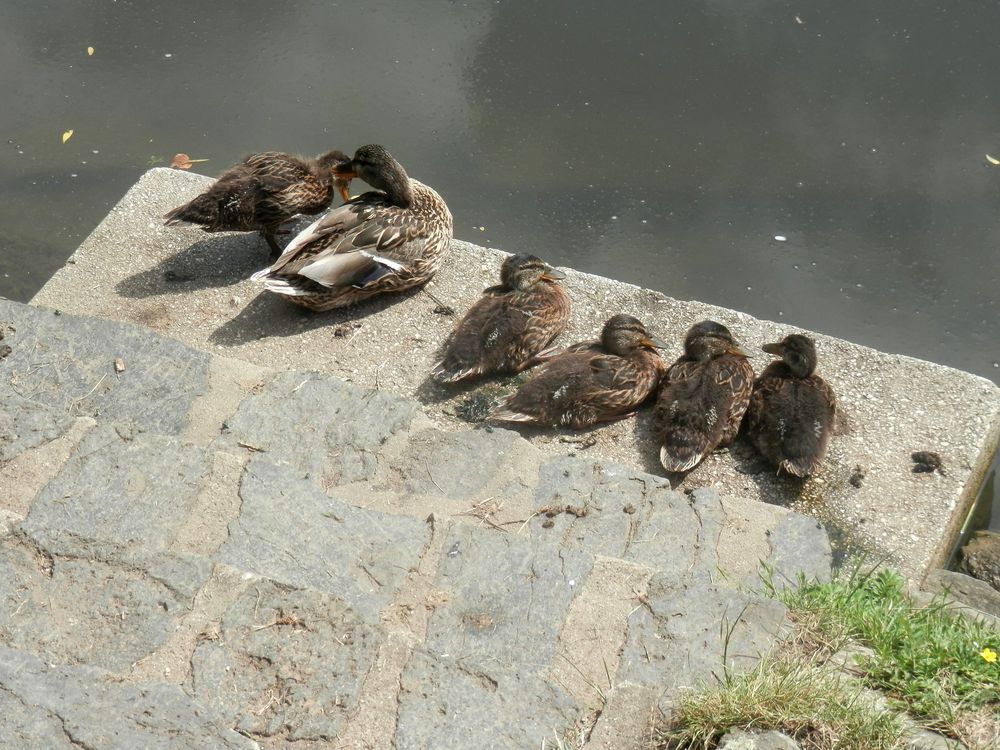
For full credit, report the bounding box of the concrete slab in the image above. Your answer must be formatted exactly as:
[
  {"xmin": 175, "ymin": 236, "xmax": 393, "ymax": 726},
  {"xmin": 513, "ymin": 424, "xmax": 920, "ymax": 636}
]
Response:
[{"xmin": 30, "ymin": 168, "xmax": 1000, "ymax": 579}]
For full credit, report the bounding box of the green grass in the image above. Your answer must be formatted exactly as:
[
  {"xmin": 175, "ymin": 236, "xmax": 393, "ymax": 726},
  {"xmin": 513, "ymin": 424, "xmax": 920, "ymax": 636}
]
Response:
[
  {"xmin": 657, "ymin": 650, "xmax": 905, "ymax": 750},
  {"xmin": 657, "ymin": 563, "xmax": 999, "ymax": 749},
  {"xmin": 769, "ymin": 563, "xmax": 1000, "ymax": 748}
]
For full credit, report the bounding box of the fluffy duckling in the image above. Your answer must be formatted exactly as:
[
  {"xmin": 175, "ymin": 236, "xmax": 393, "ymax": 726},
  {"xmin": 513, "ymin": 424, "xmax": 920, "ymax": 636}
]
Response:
[
  {"xmin": 744, "ymin": 333, "xmax": 836, "ymax": 477},
  {"xmin": 491, "ymin": 314, "xmax": 667, "ymax": 429},
  {"xmin": 432, "ymin": 254, "xmax": 571, "ymax": 383},
  {"xmin": 251, "ymin": 144, "xmax": 453, "ymax": 310},
  {"xmin": 163, "ymin": 149, "xmax": 350, "ymax": 256},
  {"xmin": 654, "ymin": 320, "xmax": 754, "ymax": 472}
]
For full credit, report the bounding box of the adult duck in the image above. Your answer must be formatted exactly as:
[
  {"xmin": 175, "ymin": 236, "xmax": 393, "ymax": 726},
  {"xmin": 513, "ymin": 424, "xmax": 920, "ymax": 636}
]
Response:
[
  {"xmin": 251, "ymin": 144, "xmax": 453, "ymax": 310},
  {"xmin": 744, "ymin": 333, "xmax": 836, "ymax": 477},
  {"xmin": 432, "ymin": 254, "xmax": 571, "ymax": 383},
  {"xmin": 491, "ymin": 314, "xmax": 667, "ymax": 429},
  {"xmin": 654, "ymin": 320, "xmax": 754, "ymax": 473},
  {"xmin": 163, "ymin": 149, "xmax": 351, "ymax": 256}
]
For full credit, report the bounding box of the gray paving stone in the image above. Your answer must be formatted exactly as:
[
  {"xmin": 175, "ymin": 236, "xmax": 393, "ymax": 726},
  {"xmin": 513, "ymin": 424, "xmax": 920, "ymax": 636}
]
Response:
[
  {"xmin": 218, "ymin": 369, "xmax": 421, "ymax": 486},
  {"xmin": 395, "ymin": 649, "xmax": 580, "ymax": 750},
  {"xmin": 0, "ymin": 391, "xmax": 74, "ymax": 465},
  {"xmin": 529, "ymin": 456, "xmax": 723, "ymax": 582},
  {"xmin": 719, "ymin": 728, "xmax": 801, "ymax": 749},
  {"xmin": 0, "ymin": 531, "xmax": 209, "ymax": 674},
  {"xmin": 425, "ymin": 523, "xmax": 592, "ymax": 673},
  {"xmin": 21, "ymin": 425, "xmax": 209, "ymax": 556},
  {"xmin": 188, "ymin": 578, "xmax": 378, "ymax": 742},
  {"xmin": 218, "ymin": 456, "xmax": 429, "ymax": 622},
  {"xmin": 619, "ymin": 572, "xmax": 788, "ymax": 713},
  {"xmin": 391, "ymin": 426, "xmax": 524, "ymax": 498},
  {"xmin": 0, "ymin": 298, "xmax": 209, "ymax": 436},
  {"xmin": 758, "ymin": 512, "xmax": 833, "ymax": 587},
  {"xmin": 0, "ymin": 645, "xmax": 256, "ymax": 750}
]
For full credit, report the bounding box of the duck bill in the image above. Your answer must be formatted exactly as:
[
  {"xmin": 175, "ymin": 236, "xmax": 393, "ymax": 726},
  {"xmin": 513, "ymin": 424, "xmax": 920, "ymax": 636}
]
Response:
[
  {"xmin": 541, "ymin": 268, "xmax": 566, "ymax": 282},
  {"xmin": 641, "ymin": 336, "xmax": 669, "ymax": 350},
  {"xmin": 727, "ymin": 343, "xmax": 752, "ymax": 357},
  {"xmin": 334, "ymin": 179, "xmax": 353, "ymax": 203},
  {"xmin": 761, "ymin": 342, "xmax": 783, "ymax": 357}
]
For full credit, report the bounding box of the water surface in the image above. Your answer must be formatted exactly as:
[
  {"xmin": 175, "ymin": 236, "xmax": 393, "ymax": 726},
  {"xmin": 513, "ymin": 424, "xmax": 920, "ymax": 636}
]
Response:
[{"xmin": 1, "ymin": 0, "xmax": 997, "ymax": 523}]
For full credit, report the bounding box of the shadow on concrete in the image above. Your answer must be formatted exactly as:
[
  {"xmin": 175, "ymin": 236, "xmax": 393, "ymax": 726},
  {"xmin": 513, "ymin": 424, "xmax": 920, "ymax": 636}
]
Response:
[
  {"xmin": 207, "ymin": 286, "xmax": 423, "ymax": 347},
  {"xmin": 115, "ymin": 233, "xmax": 273, "ymax": 298}
]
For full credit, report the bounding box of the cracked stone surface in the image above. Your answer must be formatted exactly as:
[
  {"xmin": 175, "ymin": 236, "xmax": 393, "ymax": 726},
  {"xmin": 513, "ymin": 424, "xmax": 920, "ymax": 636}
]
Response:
[
  {"xmin": 0, "ymin": 295, "xmax": 914, "ymax": 748},
  {"xmin": 188, "ymin": 579, "xmax": 379, "ymax": 742},
  {"xmin": 0, "ymin": 645, "xmax": 255, "ymax": 750},
  {"xmin": 425, "ymin": 523, "xmax": 593, "ymax": 673},
  {"xmin": 395, "ymin": 649, "xmax": 581, "ymax": 750},
  {"xmin": 217, "ymin": 457, "xmax": 430, "ymax": 623}
]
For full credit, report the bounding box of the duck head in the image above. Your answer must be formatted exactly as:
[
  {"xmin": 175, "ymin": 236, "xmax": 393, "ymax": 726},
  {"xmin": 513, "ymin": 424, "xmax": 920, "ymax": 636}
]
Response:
[
  {"xmin": 500, "ymin": 254, "xmax": 565, "ymax": 291},
  {"xmin": 682, "ymin": 320, "xmax": 749, "ymax": 361},
  {"xmin": 762, "ymin": 333, "xmax": 817, "ymax": 377},
  {"xmin": 601, "ymin": 314, "xmax": 668, "ymax": 356},
  {"xmin": 317, "ymin": 150, "xmax": 352, "ymax": 202},
  {"xmin": 334, "ymin": 144, "xmax": 413, "ymax": 207}
]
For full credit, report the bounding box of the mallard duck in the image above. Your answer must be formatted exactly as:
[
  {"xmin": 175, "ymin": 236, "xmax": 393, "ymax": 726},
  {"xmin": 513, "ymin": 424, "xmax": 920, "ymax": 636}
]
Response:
[
  {"xmin": 251, "ymin": 144, "xmax": 454, "ymax": 311},
  {"xmin": 491, "ymin": 314, "xmax": 668, "ymax": 429},
  {"xmin": 744, "ymin": 333, "xmax": 836, "ymax": 477},
  {"xmin": 163, "ymin": 149, "xmax": 351, "ymax": 256},
  {"xmin": 432, "ymin": 254, "xmax": 571, "ymax": 383},
  {"xmin": 654, "ymin": 320, "xmax": 754, "ymax": 472}
]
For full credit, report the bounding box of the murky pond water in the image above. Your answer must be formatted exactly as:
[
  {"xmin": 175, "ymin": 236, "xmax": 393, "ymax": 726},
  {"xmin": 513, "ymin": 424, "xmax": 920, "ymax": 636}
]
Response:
[{"xmin": 1, "ymin": 0, "xmax": 997, "ymax": 526}]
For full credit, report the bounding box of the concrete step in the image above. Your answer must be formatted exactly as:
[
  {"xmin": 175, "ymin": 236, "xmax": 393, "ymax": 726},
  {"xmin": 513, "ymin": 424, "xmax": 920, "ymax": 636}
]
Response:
[{"xmin": 28, "ymin": 168, "xmax": 1000, "ymax": 580}]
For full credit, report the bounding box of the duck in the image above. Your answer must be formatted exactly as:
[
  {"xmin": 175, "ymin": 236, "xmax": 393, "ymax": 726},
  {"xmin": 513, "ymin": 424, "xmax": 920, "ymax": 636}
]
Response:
[
  {"xmin": 251, "ymin": 144, "xmax": 454, "ymax": 311},
  {"xmin": 491, "ymin": 314, "xmax": 668, "ymax": 429},
  {"xmin": 432, "ymin": 254, "xmax": 571, "ymax": 383},
  {"xmin": 163, "ymin": 149, "xmax": 351, "ymax": 257},
  {"xmin": 744, "ymin": 333, "xmax": 836, "ymax": 477},
  {"xmin": 654, "ymin": 320, "xmax": 754, "ymax": 473}
]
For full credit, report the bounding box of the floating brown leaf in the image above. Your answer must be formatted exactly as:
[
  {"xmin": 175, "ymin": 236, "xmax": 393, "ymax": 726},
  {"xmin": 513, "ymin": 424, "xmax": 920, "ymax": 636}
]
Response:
[{"xmin": 170, "ymin": 153, "xmax": 209, "ymax": 170}]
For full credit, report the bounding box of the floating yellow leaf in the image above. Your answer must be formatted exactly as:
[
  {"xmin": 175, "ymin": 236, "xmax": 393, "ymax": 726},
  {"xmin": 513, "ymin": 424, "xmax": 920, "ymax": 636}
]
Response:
[
  {"xmin": 986, "ymin": 154, "xmax": 1000, "ymax": 166},
  {"xmin": 62, "ymin": 129, "xmax": 74, "ymax": 144},
  {"xmin": 87, "ymin": 46, "xmax": 94, "ymax": 56},
  {"xmin": 170, "ymin": 153, "xmax": 210, "ymax": 170}
]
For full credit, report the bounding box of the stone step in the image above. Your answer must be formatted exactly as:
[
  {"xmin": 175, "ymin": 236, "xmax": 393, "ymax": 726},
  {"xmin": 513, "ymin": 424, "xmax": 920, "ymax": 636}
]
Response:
[
  {"xmin": 28, "ymin": 168, "xmax": 1000, "ymax": 580},
  {"xmin": 1, "ymin": 298, "xmax": 828, "ymax": 748}
]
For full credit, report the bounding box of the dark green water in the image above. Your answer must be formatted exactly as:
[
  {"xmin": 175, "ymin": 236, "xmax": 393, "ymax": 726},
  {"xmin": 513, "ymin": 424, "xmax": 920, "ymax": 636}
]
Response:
[{"xmin": 1, "ymin": 1, "xmax": 997, "ymax": 525}]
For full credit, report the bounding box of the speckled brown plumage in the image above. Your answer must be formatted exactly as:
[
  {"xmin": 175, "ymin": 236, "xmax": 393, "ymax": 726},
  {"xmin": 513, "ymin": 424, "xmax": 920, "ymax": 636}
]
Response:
[
  {"xmin": 432, "ymin": 254, "xmax": 571, "ymax": 383},
  {"xmin": 163, "ymin": 150, "xmax": 349, "ymax": 256},
  {"xmin": 252, "ymin": 145, "xmax": 453, "ymax": 310},
  {"xmin": 491, "ymin": 314, "xmax": 668, "ymax": 429},
  {"xmin": 654, "ymin": 320, "xmax": 754, "ymax": 473},
  {"xmin": 745, "ymin": 333, "xmax": 836, "ymax": 477}
]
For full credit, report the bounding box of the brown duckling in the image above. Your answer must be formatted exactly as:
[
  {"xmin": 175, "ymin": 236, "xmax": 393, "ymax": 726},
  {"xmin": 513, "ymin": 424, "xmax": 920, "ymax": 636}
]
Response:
[
  {"xmin": 163, "ymin": 149, "xmax": 351, "ymax": 257},
  {"xmin": 491, "ymin": 314, "xmax": 668, "ymax": 429},
  {"xmin": 432, "ymin": 254, "xmax": 571, "ymax": 383},
  {"xmin": 654, "ymin": 320, "xmax": 754, "ymax": 472},
  {"xmin": 744, "ymin": 333, "xmax": 836, "ymax": 477},
  {"xmin": 252, "ymin": 144, "xmax": 453, "ymax": 310}
]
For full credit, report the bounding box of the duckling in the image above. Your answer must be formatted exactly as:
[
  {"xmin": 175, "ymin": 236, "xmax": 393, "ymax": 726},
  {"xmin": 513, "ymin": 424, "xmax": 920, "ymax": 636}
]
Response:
[
  {"xmin": 432, "ymin": 254, "xmax": 571, "ymax": 383},
  {"xmin": 163, "ymin": 149, "xmax": 351, "ymax": 257},
  {"xmin": 744, "ymin": 333, "xmax": 836, "ymax": 477},
  {"xmin": 251, "ymin": 144, "xmax": 453, "ymax": 310},
  {"xmin": 491, "ymin": 314, "xmax": 667, "ymax": 429},
  {"xmin": 654, "ymin": 320, "xmax": 754, "ymax": 472}
]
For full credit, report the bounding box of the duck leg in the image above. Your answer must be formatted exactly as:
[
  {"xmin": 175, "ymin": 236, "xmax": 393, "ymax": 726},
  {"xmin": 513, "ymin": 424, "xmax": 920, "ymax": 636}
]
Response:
[{"xmin": 263, "ymin": 231, "xmax": 283, "ymax": 258}]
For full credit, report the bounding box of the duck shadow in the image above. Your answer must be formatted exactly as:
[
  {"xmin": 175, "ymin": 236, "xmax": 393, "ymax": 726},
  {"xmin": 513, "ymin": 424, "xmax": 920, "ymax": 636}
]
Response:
[
  {"xmin": 208, "ymin": 285, "xmax": 422, "ymax": 347},
  {"xmin": 116, "ymin": 233, "xmax": 274, "ymax": 298}
]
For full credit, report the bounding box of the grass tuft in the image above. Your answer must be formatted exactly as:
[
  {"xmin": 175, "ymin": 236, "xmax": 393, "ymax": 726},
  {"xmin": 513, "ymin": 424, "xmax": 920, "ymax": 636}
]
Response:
[{"xmin": 656, "ymin": 650, "xmax": 905, "ymax": 750}]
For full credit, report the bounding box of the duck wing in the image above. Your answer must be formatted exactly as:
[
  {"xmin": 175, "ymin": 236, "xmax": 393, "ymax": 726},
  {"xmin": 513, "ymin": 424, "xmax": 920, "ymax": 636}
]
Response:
[{"xmin": 259, "ymin": 192, "xmax": 428, "ymax": 289}]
